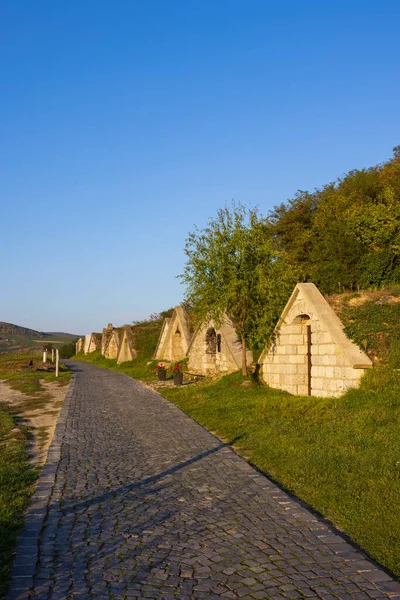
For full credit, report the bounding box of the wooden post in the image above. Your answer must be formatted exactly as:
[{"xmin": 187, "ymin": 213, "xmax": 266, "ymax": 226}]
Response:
[
  {"xmin": 51, "ymin": 348, "xmax": 54, "ymax": 362},
  {"xmin": 55, "ymin": 349, "xmax": 59, "ymax": 377},
  {"xmin": 307, "ymin": 325, "xmax": 312, "ymax": 396},
  {"xmin": 43, "ymin": 350, "xmax": 47, "ymax": 363}
]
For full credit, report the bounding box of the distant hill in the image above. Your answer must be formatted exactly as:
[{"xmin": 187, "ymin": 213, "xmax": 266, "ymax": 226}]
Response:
[
  {"xmin": 0, "ymin": 322, "xmax": 42, "ymax": 339},
  {"xmin": 0, "ymin": 322, "xmax": 81, "ymax": 354}
]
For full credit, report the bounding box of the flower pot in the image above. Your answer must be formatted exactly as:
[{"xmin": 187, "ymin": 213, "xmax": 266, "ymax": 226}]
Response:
[
  {"xmin": 173, "ymin": 372, "xmax": 183, "ymax": 385},
  {"xmin": 157, "ymin": 368, "xmax": 166, "ymax": 381}
]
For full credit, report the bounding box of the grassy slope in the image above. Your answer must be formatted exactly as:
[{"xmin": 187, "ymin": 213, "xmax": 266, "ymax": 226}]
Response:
[
  {"xmin": 75, "ymin": 298, "xmax": 400, "ymax": 577},
  {"xmin": 0, "ymin": 354, "xmax": 72, "ymax": 599},
  {"xmin": 0, "ymin": 329, "xmax": 79, "ymax": 355}
]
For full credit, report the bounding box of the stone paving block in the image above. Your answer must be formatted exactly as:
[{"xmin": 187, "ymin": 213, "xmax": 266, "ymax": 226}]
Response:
[{"xmin": 6, "ymin": 361, "xmax": 399, "ymax": 600}]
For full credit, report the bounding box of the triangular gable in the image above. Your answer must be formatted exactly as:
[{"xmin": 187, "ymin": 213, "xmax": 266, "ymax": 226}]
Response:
[
  {"xmin": 101, "ymin": 324, "xmax": 114, "ymax": 356},
  {"xmin": 174, "ymin": 306, "xmax": 192, "ymax": 350},
  {"xmin": 87, "ymin": 332, "xmax": 101, "ymax": 353},
  {"xmin": 258, "ymin": 283, "xmax": 372, "ymax": 368},
  {"xmin": 218, "ymin": 318, "xmax": 245, "ymax": 370},
  {"xmin": 117, "ymin": 325, "xmax": 137, "ymax": 364},
  {"xmin": 258, "ymin": 283, "xmax": 372, "ymax": 398},
  {"xmin": 153, "ymin": 318, "xmax": 171, "ymax": 360},
  {"xmin": 153, "ymin": 307, "xmax": 192, "ymax": 361},
  {"xmin": 104, "ymin": 328, "xmax": 123, "ymax": 360}
]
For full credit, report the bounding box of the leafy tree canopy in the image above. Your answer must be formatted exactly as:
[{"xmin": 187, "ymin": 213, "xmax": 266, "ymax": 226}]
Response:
[
  {"xmin": 180, "ymin": 202, "xmax": 297, "ymax": 374},
  {"xmin": 269, "ymin": 147, "xmax": 400, "ymax": 293}
]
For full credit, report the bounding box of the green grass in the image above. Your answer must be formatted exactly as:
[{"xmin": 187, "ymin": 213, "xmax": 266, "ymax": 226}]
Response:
[
  {"xmin": 0, "ymin": 354, "xmax": 72, "ymax": 397},
  {"xmin": 75, "ymin": 306, "xmax": 400, "ymax": 577},
  {"xmin": 0, "ymin": 354, "xmax": 72, "ymax": 599},
  {"xmin": 0, "ymin": 412, "xmax": 37, "ymax": 599}
]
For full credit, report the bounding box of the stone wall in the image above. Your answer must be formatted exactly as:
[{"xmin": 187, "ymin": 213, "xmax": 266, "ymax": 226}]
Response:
[{"xmin": 259, "ymin": 283, "xmax": 372, "ymax": 398}]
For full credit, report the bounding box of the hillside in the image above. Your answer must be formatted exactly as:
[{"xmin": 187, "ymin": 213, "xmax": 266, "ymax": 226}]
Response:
[
  {"xmin": 0, "ymin": 322, "xmax": 43, "ymax": 339},
  {"xmin": 326, "ymin": 287, "xmax": 400, "ymax": 362},
  {"xmin": 0, "ymin": 322, "xmax": 80, "ymax": 354}
]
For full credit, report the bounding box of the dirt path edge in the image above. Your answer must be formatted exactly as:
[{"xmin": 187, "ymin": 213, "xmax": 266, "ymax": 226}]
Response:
[{"xmin": 6, "ymin": 374, "xmax": 77, "ymax": 600}]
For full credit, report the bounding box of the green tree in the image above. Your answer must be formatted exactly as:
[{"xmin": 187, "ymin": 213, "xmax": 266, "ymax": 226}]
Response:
[
  {"xmin": 59, "ymin": 341, "xmax": 77, "ymax": 359},
  {"xmin": 180, "ymin": 202, "xmax": 297, "ymax": 375},
  {"xmin": 269, "ymin": 147, "xmax": 400, "ymax": 293}
]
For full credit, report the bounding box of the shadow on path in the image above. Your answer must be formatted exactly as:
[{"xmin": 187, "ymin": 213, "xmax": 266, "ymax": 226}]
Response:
[{"xmin": 57, "ymin": 437, "xmax": 241, "ymax": 516}]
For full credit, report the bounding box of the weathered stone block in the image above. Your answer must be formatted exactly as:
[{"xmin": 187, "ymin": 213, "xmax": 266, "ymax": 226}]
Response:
[
  {"xmin": 318, "ymin": 344, "xmax": 336, "ymax": 356},
  {"xmin": 325, "ymin": 366, "xmax": 334, "ymax": 378},
  {"xmin": 284, "ymin": 345, "xmax": 299, "ymax": 355},
  {"xmin": 334, "ymin": 366, "xmax": 361, "ymax": 379},
  {"xmin": 313, "ymin": 331, "xmax": 332, "ymax": 345},
  {"xmin": 297, "ymin": 344, "xmax": 308, "ymax": 355},
  {"xmin": 285, "ymin": 324, "xmax": 304, "ymax": 335},
  {"xmin": 297, "ymin": 384, "xmax": 309, "ymax": 395},
  {"xmin": 322, "ymin": 354, "xmax": 337, "ymax": 366},
  {"xmin": 291, "ymin": 373, "xmax": 307, "ymax": 385},
  {"xmin": 289, "ymin": 354, "xmax": 305, "ymax": 364},
  {"xmin": 280, "ymin": 364, "xmax": 298, "ymax": 375},
  {"xmin": 312, "ymin": 377, "xmax": 324, "ymax": 390},
  {"xmin": 312, "ymin": 355, "xmax": 324, "ymax": 365},
  {"xmin": 311, "ymin": 365, "xmax": 325, "ymax": 378}
]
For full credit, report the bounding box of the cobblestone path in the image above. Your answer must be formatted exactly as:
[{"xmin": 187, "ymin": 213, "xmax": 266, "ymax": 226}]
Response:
[{"xmin": 10, "ymin": 362, "xmax": 400, "ymax": 600}]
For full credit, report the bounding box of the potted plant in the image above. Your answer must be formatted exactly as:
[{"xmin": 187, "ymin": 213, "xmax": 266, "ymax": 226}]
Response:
[
  {"xmin": 173, "ymin": 364, "xmax": 183, "ymax": 385},
  {"xmin": 157, "ymin": 363, "xmax": 166, "ymax": 381}
]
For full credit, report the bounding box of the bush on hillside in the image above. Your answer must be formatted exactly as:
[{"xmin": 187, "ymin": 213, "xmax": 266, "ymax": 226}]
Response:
[
  {"xmin": 270, "ymin": 147, "xmax": 400, "ymax": 294},
  {"xmin": 59, "ymin": 341, "xmax": 78, "ymax": 359}
]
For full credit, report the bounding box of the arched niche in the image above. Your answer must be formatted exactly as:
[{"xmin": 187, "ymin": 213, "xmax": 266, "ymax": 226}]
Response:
[
  {"xmin": 205, "ymin": 327, "xmax": 217, "ymax": 354},
  {"xmin": 291, "ymin": 313, "xmax": 311, "ymax": 324}
]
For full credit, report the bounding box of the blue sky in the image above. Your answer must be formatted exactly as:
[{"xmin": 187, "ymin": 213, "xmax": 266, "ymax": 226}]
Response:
[{"xmin": 1, "ymin": 0, "xmax": 399, "ymax": 334}]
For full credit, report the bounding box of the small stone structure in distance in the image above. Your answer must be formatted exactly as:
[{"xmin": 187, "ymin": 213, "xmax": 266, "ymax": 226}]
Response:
[
  {"xmin": 117, "ymin": 325, "xmax": 137, "ymax": 364},
  {"xmin": 187, "ymin": 316, "xmax": 253, "ymax": 376},
  {"xmin": 258, "ymin": 283, "xmax": 372, "ymax": 398},
  {"xmin": 101, "ymin": 324, "xmax": 114, "ymax": 356},
  {"xmin": 153, "ymin": 306, "xmax": 192, "ymax": 362},
  {"xmin": 76, "ymin": 337, "xmax": 84, "ymax": 354},
  {"xmin": 86, "ymin": 333, "xmax": 101, "ymax": 354},
  {"xmin": 100, "ymin": 323, "xmax": 137, "ymax": 363},
  {"xmin": 103, "ymin": 325, "xmax": 123, "ymax": 360},
  {"xmin": 83, "ymin": 334, "xmax": 92, "ymax": 355}
]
